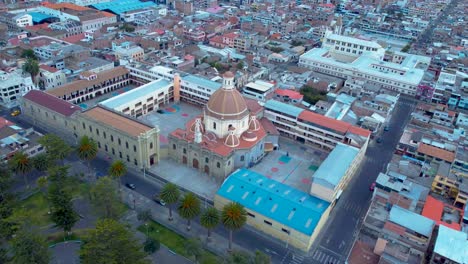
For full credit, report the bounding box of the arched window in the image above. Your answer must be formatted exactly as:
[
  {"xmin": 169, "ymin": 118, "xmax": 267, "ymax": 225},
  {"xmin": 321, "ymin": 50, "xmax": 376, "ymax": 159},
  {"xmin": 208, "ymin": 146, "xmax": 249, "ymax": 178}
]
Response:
[
  {"xmin": 240, "ymin": 155, "xmax": 245, "ymax": 161},
  {"xmin": 205, "ymin": 157, "xmax": 209, "ymax": 163},
  {"xmin": 173, "ymin": 144, "xmax": 176, "ymax": 150},
  {"xmin": 217, "ymin": 162, "xmax": 220, "ymax": 168},
  {"xmin": 150, "ymin": 142, "xmax": 153, "ymax": 149},
  {"xmin": 183, "ymin": 148, "xmax": 187, "ymax": 154},
  {"xmin": 213, "ymin": 122, "xmax": 217, "ymax": 129}
]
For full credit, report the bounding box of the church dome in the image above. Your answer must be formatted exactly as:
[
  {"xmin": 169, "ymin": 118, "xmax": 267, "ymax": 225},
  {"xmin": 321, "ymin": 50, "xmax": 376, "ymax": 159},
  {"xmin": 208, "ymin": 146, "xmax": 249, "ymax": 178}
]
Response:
[
  {"xmin": 224, "ymin": 131, "xmax": 240, "ymax": 148},
  {"xmin": 205, "ymin": 71, "xmax": 249, "ymax": 120}
]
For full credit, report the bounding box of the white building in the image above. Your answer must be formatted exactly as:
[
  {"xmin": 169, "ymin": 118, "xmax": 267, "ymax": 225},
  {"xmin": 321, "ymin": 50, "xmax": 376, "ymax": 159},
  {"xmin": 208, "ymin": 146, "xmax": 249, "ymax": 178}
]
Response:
[
  {"xmin": 100, "ymin": 79, "xmax": 173, "ymax": 117},
  {"xmin": 0, "ymin": 70, "xmax": 35, "ymax": 107},
  {"xmin": 13, "ymin": 13, "xmax": 33, "ymax": 27},
  {"xmin": 57, "ymin": 0, "xmax": 111, "ymax": 6},
  {"xmin": 299, "ymin": 48, "xmax": 428, "ymax": 96},
  {"xmin": 242, "ymin": 80, "xmax": 275, "ymax": 101},
  {"xmin": 38, "ymin": 65, "xmax": 67, "ymax": 90},
  {"xmin": 322, "ymin": 32, "xmax": 386, "ymax": 62}
]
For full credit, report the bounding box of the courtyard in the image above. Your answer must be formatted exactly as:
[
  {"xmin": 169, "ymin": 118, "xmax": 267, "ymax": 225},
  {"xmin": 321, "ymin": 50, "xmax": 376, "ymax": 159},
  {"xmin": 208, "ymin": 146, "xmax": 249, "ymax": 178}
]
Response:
[{"xmin": 77, "ymin": 84, "xmax": 138, "ymax": 110}]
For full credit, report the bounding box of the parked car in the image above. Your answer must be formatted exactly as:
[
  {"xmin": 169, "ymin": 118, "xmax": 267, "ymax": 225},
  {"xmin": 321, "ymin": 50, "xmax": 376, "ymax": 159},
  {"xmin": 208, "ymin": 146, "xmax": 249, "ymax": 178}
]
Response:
[
  {"xmin": 369, "ymin": 182, "xmax": 376, "ymax": 191},
  {"xmin": 10, "ymin": 110, "xmax": 20, "ymax": 117},
  {"xmin": 376, "ymin": 138, "xmax": 383, "ymax": 143},
  {"xmin": 125, "ymin": 183, "xmax": 136, "ymax": 190},
  {"xmin": 384, "ymin": 126, "xmax": 389, "ymax": 132},
  {"xmin": 156, "ymin": 109, "xmax": 164, "ymax": 114},
  {"xmin": 153, "ymin": 196, "xmax": 166, "ymax": 206}
]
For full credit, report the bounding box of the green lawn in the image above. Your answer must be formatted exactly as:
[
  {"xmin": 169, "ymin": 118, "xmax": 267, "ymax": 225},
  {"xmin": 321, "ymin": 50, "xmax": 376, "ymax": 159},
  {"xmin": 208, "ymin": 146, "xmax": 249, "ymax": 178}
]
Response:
[
  {"xmin": 47, "ymin": 228, "xmax": 89, "ymax": 245},
  {"xmin": 138, "ymin": 221, "xmax": 220, "ymax": 264}
]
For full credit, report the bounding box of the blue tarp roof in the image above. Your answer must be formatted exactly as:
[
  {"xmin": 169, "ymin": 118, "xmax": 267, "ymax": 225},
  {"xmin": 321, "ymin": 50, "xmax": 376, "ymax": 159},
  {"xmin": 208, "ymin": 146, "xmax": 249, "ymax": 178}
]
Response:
[
  {"xmin": 90, "ymin": 0, "xmax": 156, "ymax": 15},
  {"xmin": 29, "ymin": 12, "xmax": 56, "ymax": 23},
  {"xmin": 264, "ymin": 99, "xmax": 304, "ymax": 118},
  {"xmin": 389, "ymin": 205, "xmax": 435, "ymax": 237},
  {"xmin": 217, "ymin": 168, "xmax": 330, "ymax": 235},
  {"xmin": 100, "ymin": 79, "xmax": 171, "ymax": 109},
  {"xmin": 312, "ymin": 143, "xmax": 359, "ymax": 187}
]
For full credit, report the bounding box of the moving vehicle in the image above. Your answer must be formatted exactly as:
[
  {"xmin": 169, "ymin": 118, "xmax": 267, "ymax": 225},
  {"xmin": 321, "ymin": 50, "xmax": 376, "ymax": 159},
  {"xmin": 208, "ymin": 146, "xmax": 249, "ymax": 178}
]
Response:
[
  {"xmin": 10, "ymin": 110, "xmax": 21, "ymax": 117},
  {"xmin": 384, "ymin": 126, "xmax": 389, "ymax": 132},
  {"xmin": 376, "ymin": 138, "xmax": 383, "ymax": 143},
  {"xmin": 125, "ymin": 183, "xmax": 136, "ymax": 190},
  {"xmin": 369, "ymin": 182, "xmax": 376, "ymax": 191},
  {"xmin": 153, "ymin": 196, "xmax": 166, "ymax": 206}
]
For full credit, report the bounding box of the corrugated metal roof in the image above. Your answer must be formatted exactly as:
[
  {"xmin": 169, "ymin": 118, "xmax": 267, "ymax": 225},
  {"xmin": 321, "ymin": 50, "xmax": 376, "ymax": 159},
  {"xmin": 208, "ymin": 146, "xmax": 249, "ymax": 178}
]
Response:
[
  {"xmin": 264, "ymin": 99, "xmax": 304, "ymax": 118},
  {"xmin": 434, "ymin": 225, "xmax": 468, "ymax": 263},
  {"xmin": 312, "ymin": 143, "xmax": 359, "ymax": 187},
  {"xmin": 389, "ymin": 205, "xmax": 435, "ymax": 237},
  {"xmin": 90, "ymin": 0, "xmax": 156, "ymax": 15},
  {"xmin": 182, "ymin": 74, "xmax": 222, "ymax": 91},
  {"xmin": 216, "ymin": 168, "xmax": 330, "ymax": 235}
]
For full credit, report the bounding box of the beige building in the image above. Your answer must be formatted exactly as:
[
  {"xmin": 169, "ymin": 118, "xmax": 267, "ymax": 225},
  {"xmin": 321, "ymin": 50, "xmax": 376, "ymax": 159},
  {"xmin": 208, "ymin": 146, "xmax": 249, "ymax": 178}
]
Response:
[
  {"xmin": 214, "ymin": 168, "xmax": 331, "ymax": 251},
  {"xmin": 21, "ymin": 90, "xmax": 159, "ymax": 169}
]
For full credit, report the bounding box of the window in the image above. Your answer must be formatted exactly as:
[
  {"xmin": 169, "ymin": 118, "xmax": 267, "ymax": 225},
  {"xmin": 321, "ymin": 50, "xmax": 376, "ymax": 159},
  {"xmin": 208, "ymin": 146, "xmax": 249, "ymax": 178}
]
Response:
[
  {"xmin": 82, "ymin": 122, "xmax": 86, "ymax": 129},
  {"xmin": 119, "ymin": 152, "xmax": 122, "ymax": 158},
  {"xmin": 103, "ymin": 132, "xmax": 107, "ymax": 139},
  {"xmin": 89, "ymin": 125, "xmax": 92, "ymax": 132},
  {"xmin": 281, "ymin": 228, "xmax": 290, "ymax": 234},
  {"xmin": 213, "ymin": 122, "xmax": 217, "ymax": 129},
  {"xmin": 105, "ymin": 145, "xmax": 108, "ymax": 151},
  {"xmin": 134, "ymin": 159, "xmax": 138, "ymax": 166},
  {"xmin": 96, "ymin": 128, "xmax": 100, "ymax": 136},
  {"xmin": 126, "ymin": 155, "xmax": 130, "ymax": 162},
  {"xmin": 264, "ymin": 220, "xmax": 272, "ymax": 226},
  {"xmin": 173, "ymin": 144, "xmax": 176, "ymax": 150},
  {"xmin": 240, "ymin": 155, "xmax": 244, "ymax": 161},
  {"xmin": 126, "ymin": 142, "xmax": 129, "ymax": 149},
  {"xmin": 150, "ymin": 142, "xmax": 153, "ymax": 149},
  {"xmin": 217, "ymin": 162, "xmax": 220, "ymax": 168},
  {"xmin": 134, "ymin": 145, "xmax": 137, "ymax": 152},
  {"xmin": 247, "ymin": 212, "xmax": 255, "ymax": 218},
  {"xmin": 118, "ymin": 138, "xmax": 121, "ymax": 145},
  {"xmin": 205, "ymin": 157, "xmax": 209, "ymax": 163},
  {"xmin": 110, "ymin": 135, "xmax": 114, "ymax": 142},
  {"xmin": 98, "ymin": 142, "xmax": 101, "ymax": 148},
  {"xmin": 112, "ymin": 148, "xmax": 115, "ymax": 155},
  {"xmin": 183, "ymin": 148, "xmax": 187, "ymax": 154}
]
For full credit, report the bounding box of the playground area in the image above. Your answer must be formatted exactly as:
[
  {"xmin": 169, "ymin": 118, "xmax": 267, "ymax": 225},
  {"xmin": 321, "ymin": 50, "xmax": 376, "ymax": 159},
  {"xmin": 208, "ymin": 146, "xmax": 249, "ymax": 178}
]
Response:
[
  {"xmin": 78, "ymin": 86, "xmax": 136, "ymax": 110},
  {"xmin": 139, "ymin": 102, "xmax": 202, "ymax": 146},
  {"xmin": 249, "ymin": 138, "xmax": 329, "ymax": 193}
]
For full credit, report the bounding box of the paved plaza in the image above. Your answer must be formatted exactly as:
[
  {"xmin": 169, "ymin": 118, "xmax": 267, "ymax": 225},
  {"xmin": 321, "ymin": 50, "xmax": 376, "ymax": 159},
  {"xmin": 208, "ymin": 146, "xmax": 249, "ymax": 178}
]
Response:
[
  {"xmin": 139, "ymin": 102, "xmax": 202, "ymax": 146},
  {"xmin": 250, "ymin": 138, "xmax": 329, "ymax": 193}
]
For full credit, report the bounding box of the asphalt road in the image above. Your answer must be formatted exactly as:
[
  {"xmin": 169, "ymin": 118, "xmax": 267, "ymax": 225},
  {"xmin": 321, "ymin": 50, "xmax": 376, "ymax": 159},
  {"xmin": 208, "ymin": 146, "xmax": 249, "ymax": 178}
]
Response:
[
  {"xmin": 4, "ymin": 96, "xmax": 417, "ymax": 264},
  {"xmin": 305, "ymin": 96, "xmax": 417, "ymax": 264}
]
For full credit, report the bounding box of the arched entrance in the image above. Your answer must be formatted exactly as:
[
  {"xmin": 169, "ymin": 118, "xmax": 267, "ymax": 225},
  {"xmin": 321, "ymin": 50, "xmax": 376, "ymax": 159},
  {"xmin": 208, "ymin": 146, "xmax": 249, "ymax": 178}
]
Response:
[
  {"xmin": 193, "ymin": 159, "xmax": 199, "ymax": 169},
  {"xmin": 182, "ymin": 156, "xmax": 187, "ymax": 164},
  {"xmin": 204, "ymin": 165, "xmax": 209, "ymax": 174}
]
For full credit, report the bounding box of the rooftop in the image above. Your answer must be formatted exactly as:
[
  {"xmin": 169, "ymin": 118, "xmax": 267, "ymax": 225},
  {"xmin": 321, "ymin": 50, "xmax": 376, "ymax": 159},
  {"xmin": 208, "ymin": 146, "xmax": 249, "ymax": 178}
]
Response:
[
  {"xmin": 312, "ymin": 143, "xmax": 359, "ymax": 187},
  {"xmin": 434, "ymin": 225, "xmax": 468, "ymax": 264},
  {"xmin": 82, "ymin": 106, "xmax": 154, "ymax": 137},
  {"xmin": 421, "ymin": 195, "xmax": 461, "ymax": 231},
  {"xmin": 389, "ymin": 205, "xmax": 435, "ymax": 237},
  {"xmin": 182, "ymin": 74, "xmax": 222, "ymax": 91},
  {"xmin": 90, "ymin": 0, "xmax": 157, "ymax": 15},
  {"xmin": 28, "ymin": 12, "xmax": 56, "ymax": 23},
  {"xmin": 417, "ymin": 143, "xmax": 455, "ymax": 163},
  {"xmin": 100, "ymin": 79, "xmax": 171, "ymax": 109},
  {"xmin": 264, "ymin": 99, "xmax": 304, "ymax": 118},
  {"xmin": 216, "ymin": 168, "xmax": 330, "ymax": 235},
  {"xmin": 23, "ymin": 90, "xmax": 82, "ymax": 117}
]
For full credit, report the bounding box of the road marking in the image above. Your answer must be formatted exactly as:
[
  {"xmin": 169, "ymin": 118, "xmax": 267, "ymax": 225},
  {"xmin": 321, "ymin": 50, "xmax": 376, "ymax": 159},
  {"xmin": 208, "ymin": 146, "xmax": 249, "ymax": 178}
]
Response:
[
  {"xmin": 314, "ymin": 252, "xmax": 322, "ymax": 260},
  {"xmin": 312, "ymin": 250, "xmax": 319, "ymax": 259},
  {"xmin": 323, "ymin": 255, "xmax": 330, "ymax": 263},
  {"xmin": 319, "ymin": 253, "xmax": 326, "ymax": 262}
]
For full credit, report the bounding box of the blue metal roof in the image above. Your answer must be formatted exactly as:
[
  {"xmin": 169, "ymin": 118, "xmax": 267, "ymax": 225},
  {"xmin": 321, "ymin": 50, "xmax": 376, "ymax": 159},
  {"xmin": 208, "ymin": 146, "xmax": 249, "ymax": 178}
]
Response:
[
  {"xmin": 100, "ymin": 79, "xmax": 171, "ymax": 109},
  {"xmin": 29, "ymin": 12, "xmax": 55, "ymax": 23},
  {"xmin": 217, "ymin": 168, "xmax": 330, "ymax": 235},
  {"xmin": 90, "ymin": 0, "xmax": 156, "ymax": 15},
  {"xmin": 389, "ymin": 205, "xmax": 435, "ymax": 237},
  {"xmin": 182, "ymin": 75, "xmax": 222, "ymax": 91},
  {"xmin": 312, "ymin": 143, "xmax": 359, "ymax": 187},
  {"xmin": 434, "ymin": 225, "xmax": 468, "ymax": 263},
  {"xmin": 264, "ymin": 100, "xmax": 304, "ymax": 118}
]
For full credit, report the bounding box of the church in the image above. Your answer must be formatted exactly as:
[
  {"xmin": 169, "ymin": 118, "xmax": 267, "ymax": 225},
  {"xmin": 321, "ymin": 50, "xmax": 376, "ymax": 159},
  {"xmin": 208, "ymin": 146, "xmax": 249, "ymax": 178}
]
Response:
[{"xmin": 168, "ymin": 71, "xmax": 277, "ymax": 180}]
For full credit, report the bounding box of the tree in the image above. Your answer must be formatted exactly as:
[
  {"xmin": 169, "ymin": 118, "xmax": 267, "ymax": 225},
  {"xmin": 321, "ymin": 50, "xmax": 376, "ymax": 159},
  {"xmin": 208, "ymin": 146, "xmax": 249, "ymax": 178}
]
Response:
[
  {"xmin": 221, "ymin": 202, "xmax": 247, "ymax": 252},
  {"xmin": 401, "ymin": 43, "xmax": 411, "ymax": 52},
  {"xmin": 236, "ymin": 61, "xmax": 244, "ymax": 70},
  {"xmin": 0, "ymin": 166, "xmax": 17, "ymax": 239},
  {"xmin": 253, "ymin": 250, "xmax": 271, "ymax": 264},
  {"xmin": 8, "ymin": 152, "xmax": 32, "ymax": 188},
  {"xmin": 200, "ymin": 207, "xmax": 220, "ymax": 241},
  {"xmin": 22, "ymin": 58, "xmax": 40, "ymax": 84},
  {"xmin": 178, "ymin": 192, "xmax": 201, "ymax": 231},
  {"xmin": 160, "ymin": 183, "xmax": 180, "ymax": 221},
  {"xmin": 38, "ymin": 134, "xmax": 72, "ymax": 164},
  {"xmin": 224, "ymin": 250, "xmax": 251, "ymax": 264},
  {"xmin": 143, "ymin": 238, "xmax": 160, "ymax": 254},
  {"xmin": 21, "ymin": 49, "xmax": 37, "ymax": 60},
  {"xmin": 32, "ymin": 153, "xmax": 52, "ymax": 173},
  {"xmin": 10, "ymin": 230, "xmax": 50, "ymax": 264},
  {"xmin": 36, "ymin": 176, "xmax": 49, "ymax": 212},
  {"xmin": 89, "ymin": 176, "xmax": 122, "ymax": 219},
  {"xmin": 184, "ymin": 238, "xmax": 203, "ymax": 263},
  {"xmin": 48, "ymin": 180, "xmax": 79, "ymax": 237},
  {"xmin": 80, "ymin": 219, "xmax": 147, "ymax": 264},
  {"xmin": 137, "ymin": 209, "xmax": 152, "ymax": 223},
  {"xmin": 76, "ymin": 136, "xmax": 98, "ymax": 175},
  {"xmin": 108, "ymin": 160, "xmax": 127, "ymax": 190}
]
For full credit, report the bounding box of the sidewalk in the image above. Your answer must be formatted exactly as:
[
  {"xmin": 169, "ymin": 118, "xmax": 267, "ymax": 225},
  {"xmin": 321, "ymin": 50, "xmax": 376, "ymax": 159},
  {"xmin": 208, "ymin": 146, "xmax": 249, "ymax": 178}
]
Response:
[{"xmin": 122, "ymin": 187, "xmax": 250, "ymax": 259}]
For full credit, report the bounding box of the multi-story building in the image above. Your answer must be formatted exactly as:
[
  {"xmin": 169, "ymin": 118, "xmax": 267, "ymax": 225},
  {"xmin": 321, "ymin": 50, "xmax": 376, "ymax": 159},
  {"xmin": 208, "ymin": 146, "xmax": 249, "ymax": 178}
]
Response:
[
  {"xmin": 21, "ymin": 90, "xmax": 160, "ymax": 169},
  {"xmin": 113, "ymin": 42, "xmax": 145, "ymax": 62},
  {"xmin": 48, "ymin": 19, "xmax": 83, "ymax": 38},
  {"xmin": 0, "ymin": 69, "xmax": 35, "ymax": 107},
  {"xmin": 12, "ymin": 13, "xmax": 33, "ymax": 27},
  {"xmin": 431, "ymin": 175, "xmax": 468, "ymax": 209},
  {"xmin": 46, "ymin": 66, "xmax": 130, "ymax": 104},
  {"xmin": 0, "ymin": 117, "xmax": 45, "ymax": 163},
  {"xmin": 183, "ymin": 27, "xmax": 206, "ymax": 42},
  {"xmin": 299, "ymin": 34, "xmax": 430, "ymax": 96},
  {"xmin": 33, "ymin": 41, "xmax": 71, "ymax": 60},
  {"xmin": 38, "ymin": 65, "xmax": 67, "ymax": 90},
  {"xmin": 99, "ymin": 79, "xmax": 173, "ymax": 117}
]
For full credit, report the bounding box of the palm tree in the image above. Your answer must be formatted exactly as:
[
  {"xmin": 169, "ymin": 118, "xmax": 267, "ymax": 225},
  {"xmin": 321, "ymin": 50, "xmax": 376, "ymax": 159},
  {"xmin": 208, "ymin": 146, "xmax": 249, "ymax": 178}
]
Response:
[
  {"xmin": 160, "ymin": 183, "xmax": 180, "ymax": 221},
  {"xmin": 178, "ymin": 193, "xmax": 201, "ymax": 231},
  {"xmin": 221, "ymin": 202, "xmax": 247, "ymax": 252},
  {"xmin": 200, "ymin": 207, "xmax": 220, "ymax": 241},
  {"xmin": 32, "ymin": 153, "xmax": 51, "ymax": 173},
  {"xmin": 108, "ymin": 160, "xmax": 126, "ymax": 190},
  {"xmin": 8, "ymin": 152, "xmax": 33, "ymax": 188},
  {"xmin": 22, "ymin": 58, "xmax": 40, "ymax": 84},
  {"xmin": 76, "ymin": 136, "xmax": 98, "ymax": 176}
]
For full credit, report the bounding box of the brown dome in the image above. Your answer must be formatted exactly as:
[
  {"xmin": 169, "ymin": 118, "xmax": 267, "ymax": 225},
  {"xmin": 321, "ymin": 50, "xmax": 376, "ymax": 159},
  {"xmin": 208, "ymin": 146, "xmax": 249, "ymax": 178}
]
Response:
[
  {"xmin": 206, "ymin": 88, "xmax": 249, "ymax": 120},
  {"xmin": 224, "ymin": 132, "xmax": 240, "ymax": 147},
  {"xmin": 242, "ymin": 130, "xmax": 257, "ymax": 142}
]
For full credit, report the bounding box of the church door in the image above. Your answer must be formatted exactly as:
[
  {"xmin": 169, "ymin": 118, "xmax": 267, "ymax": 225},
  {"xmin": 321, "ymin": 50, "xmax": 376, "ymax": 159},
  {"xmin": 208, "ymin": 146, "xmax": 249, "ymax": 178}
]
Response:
[
  {"xmin": 193, "ymin": 159, "xmax": 199, "ymax": 169},
  {"xmin": 204, "ymin": 165, "xmax": 209, "ymax": 175},
  {"xmin": 182, "ymin": 156, "xmax": 187, "ymax": 164}
]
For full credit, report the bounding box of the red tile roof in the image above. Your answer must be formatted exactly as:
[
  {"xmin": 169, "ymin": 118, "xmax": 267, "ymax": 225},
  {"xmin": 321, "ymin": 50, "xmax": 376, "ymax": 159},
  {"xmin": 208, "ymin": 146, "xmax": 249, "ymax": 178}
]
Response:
[
  {"xmin": 417, "ymin": 143, "xmax": 455, "ymax": 163},
  {"xmin": 298, "ymin": 110, "xmax": 371, "ymax": 138},
  {"xmin": 0, "ymin": 117, "xmax": 14, "ymax": 129},
  {"xmin": 62, "ymin": 33, "xmax": 85, "ymax": 44},
  {"xmin": 348, "ymin": 241, "xmax": 381, "ymax": 264},
  {"xmin": 39, "ymin": 64, "xmax": 59, "ymax": 73},
  {"xmin": 274, "ymin": 89, "xmax": 303, "ymax": 100},
  {"xmin": 422, "ymin": 195, "xmax": 461, "ymax": 231},
  {"xmin": 384, "ymin": 221, "xmax": 406, "ymax": 236},
  {"xmin": 23, "ymin": 90, "xmax": 82, "ymax": 117}
]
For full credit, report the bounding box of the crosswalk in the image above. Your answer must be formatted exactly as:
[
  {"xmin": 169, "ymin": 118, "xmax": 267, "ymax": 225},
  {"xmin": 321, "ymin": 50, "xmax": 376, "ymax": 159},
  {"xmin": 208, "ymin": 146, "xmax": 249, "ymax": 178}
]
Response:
[
  {"xmin": 309, "ymin": 249, "xmax": 342, "ymax": 264},
  {"xmin": 339, "ymin": 200, "xmax": 366, "ymax": 216},
  {"xmin": 289, "ymin": 253, "xmax": 305, "ymax": 264}
]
